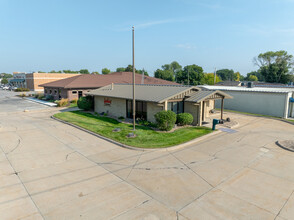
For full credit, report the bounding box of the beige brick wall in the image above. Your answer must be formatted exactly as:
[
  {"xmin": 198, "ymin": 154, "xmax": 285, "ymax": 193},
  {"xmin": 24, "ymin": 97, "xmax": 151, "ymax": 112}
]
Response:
[
  {"xmin": 26, "ymin": 73, "xmax": 78, "ymax": 91},
  {"xmin": 147, "ymin": 102, "xmax": 163, "ymax": 123},
  {"xmin": 184, "ymin": 102, "xmax": 200, "ymax": 125},
  {"xmin": 94, "ymin": 96, "xmax": 126, "ymax": 118}
]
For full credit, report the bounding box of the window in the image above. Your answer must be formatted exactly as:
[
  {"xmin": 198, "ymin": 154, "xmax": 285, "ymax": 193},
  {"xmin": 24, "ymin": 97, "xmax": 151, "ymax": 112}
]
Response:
[
  {"xmin": 126, "ymin": 100, "xmax": 147, "ymax": 120},
  {"xmin": 72, "ymin": 91, "xmax": 77, "ymax": 94},
  {"xmin": 45, "ymin": 89, "xmax": 47, "ymax": 93},
  {"xmin": 49, "ymin": 90, "xmax": 52, "ymax": 94},
  {"xmin": 54, "ymin": 90, "xmax": 57, "ymax": 94},
  {"xmin": 167, "ymin": 101, "xmax": 184, "ymax": 114}
]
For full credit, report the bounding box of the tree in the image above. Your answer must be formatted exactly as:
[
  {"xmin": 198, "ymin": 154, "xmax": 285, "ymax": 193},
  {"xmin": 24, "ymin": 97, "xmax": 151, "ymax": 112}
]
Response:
[
  {"xmin": 154, "ymin": 69, "xmax": 174, "ymax": 81},
  {"xmin": 1, "ymin": 78, "xmax": 8, "ymax": 84},
  {"xmin": 116, "ymin": 67, "xmax": 126, "ymax": 72},
  {"xmin": 245, "ymin": 71, "xmax": 264, "ymax": 81},
  {"xmin": 102, "ymin": 68, "xmax": 111, "ymax": 75},
  {"xmin": 203, "ymin": 73, "xmax": 221, "ymax": 85},
  {"xmin": 216, "ymin": 69, "xmax": 235, "ymax": 81},
  {"xmin": 79, "ymin": 69, "xmax": 90, "ymax": 74},
  {"xmin": 0, "ymin": 73, "xmax": 12, "ymax": 78},
  {"xmin": 254, "ymin": 50, "xmax": 294, "ymax": 84},
  {"xmin": 248, "ymin": 75, "xmax": 258, "ymax": 81},
  {"xmin": 125, "ymin": 65, "xmax": 133, "ymax": 72},
  {"xmin": 91, "ymin": 71, "xmax": 100, "ymax": 74},
  {"xmin": 136, "ymin": 69, "xmax": 149, "ymax": 76},
  {"xmin": 176, "ymin": 64, "xmax": 204, "ymax": 85}
]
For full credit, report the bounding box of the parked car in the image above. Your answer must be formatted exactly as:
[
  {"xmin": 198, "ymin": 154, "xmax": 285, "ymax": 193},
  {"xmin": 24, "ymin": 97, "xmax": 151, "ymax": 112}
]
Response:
[
  {"xmin": 2, "ymin": 86, "xmax": 9, "ymax": 90},
  {"xmin": 10, "ymin": 86, "xmax": 17, "ymax": 91}
]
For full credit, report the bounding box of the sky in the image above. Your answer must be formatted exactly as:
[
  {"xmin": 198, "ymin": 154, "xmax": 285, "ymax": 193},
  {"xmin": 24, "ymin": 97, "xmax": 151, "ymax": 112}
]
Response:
[{"xmin": 1, "ymin": 0, "xmax": 294, "ymax": 76}]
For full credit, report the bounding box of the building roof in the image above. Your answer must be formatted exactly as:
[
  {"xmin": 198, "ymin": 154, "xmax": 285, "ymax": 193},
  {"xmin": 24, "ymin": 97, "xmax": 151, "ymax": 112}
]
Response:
[
  {"xmin": 88, "ymin": 84, "xmax": 232, "ymax": 103},
  {"xmin": 88, "ymin": 84, "xmax": 193, "ymax": 103},
  {"xmin": 185, "ymin": 90, "xmax": 233, "ymax": 103},
  {"xmin": 215, "ymin": 81, "xmax": 242, "ymax": 86},
  {"xmin": 200, "ymin": 85, "xmax": 294, "ymax": 93},
  {"xmin": 40, "ymin": 72, "xmax": 179, "ymax": 89}
]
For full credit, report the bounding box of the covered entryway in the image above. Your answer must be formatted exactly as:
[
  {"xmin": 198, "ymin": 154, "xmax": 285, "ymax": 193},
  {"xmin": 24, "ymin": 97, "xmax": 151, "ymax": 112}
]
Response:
[{"xmin": 185, "ymin": 90, "xmax": 232, "ymax": 126}]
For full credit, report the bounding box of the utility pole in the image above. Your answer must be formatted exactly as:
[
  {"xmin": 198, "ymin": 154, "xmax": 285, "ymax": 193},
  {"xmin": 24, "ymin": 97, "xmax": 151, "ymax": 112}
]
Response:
[
  {"xmin": 132, "ymin": 26, "xmax": 136, "ymax": 130},
  {"xmin": 187, "ymin": 68, "xmax": 190, "ymax": 86},
  {"xmin": 214, "ymin": 68, "xmax": 217, "ymax": 85}
]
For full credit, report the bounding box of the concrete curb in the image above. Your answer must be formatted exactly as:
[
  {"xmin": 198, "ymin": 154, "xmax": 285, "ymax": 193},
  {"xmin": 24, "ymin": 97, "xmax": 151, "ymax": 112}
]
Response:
[
  {"xmin": 276, "ymin": 141, "xmax": 294, "ymax": 152},
  {"xmin": 51, "ymin": 115, "xmax": 223, "ymax": 152},
  {"xmin": 25, "ymin": 97, "xmax": 57, "ymax": 107}
]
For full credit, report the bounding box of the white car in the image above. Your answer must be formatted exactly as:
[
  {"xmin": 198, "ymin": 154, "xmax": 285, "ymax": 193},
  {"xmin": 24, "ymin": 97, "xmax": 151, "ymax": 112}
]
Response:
[{"xmin": 2, "ymin": 86, "xmax": 9, "ymax": 90}]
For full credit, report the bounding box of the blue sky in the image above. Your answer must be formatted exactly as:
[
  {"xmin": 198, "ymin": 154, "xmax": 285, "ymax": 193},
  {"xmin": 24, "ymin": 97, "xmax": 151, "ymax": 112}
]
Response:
[{"xmin": 1, "ymin": 0, "xmax": 294, "ymax": 76}]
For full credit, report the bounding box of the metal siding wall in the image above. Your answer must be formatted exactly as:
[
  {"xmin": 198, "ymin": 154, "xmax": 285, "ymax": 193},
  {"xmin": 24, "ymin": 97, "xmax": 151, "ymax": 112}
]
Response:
[{"xmin": 215, "ymin": 91, "xmax": 287, "ymax": 117}]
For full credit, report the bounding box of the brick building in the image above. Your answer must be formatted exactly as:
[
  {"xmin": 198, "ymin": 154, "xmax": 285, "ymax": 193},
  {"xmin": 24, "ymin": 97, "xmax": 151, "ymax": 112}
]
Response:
[
  {"xmin": 40, "ymin": 72, "xmax": 179, "ymax": 101},
  {"xmin": 25, "ymin": 72, "xmax": 79, "ymax": 91}
]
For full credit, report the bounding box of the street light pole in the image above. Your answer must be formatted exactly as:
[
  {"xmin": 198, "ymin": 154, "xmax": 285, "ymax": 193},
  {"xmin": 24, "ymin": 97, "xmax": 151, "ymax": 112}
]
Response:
[{"xmin": 132, "ymin": 26, "xmax": 136, "ymax": 130}]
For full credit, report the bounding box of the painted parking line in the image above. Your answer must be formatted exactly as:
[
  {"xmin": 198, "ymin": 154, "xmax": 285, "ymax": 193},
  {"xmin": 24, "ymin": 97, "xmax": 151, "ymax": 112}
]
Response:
[{"xmin": 219, "ymin": 128, "xmax": 238, "ymax": 133}]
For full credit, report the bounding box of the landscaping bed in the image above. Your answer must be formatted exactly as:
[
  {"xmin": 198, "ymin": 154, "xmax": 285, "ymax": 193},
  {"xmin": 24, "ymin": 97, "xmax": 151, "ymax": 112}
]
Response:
[{"xmin": 54, "ymin": 111, "xmax": 213, "ymax": 148}]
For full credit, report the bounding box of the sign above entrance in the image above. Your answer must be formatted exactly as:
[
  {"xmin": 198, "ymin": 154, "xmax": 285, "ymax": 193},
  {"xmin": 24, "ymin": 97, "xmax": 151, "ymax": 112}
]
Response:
[
  {"xmin": 104, "ymin": 98, "xmax": 112, "ymax": 106},
  {"xmin": 290, "ymin": 97, "xmax": 294, "ymax": 103}
]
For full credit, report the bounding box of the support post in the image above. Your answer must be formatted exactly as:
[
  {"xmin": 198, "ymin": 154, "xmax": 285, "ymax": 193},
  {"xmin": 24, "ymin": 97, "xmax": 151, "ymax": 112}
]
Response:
[
  {"xmin": 198, "ymin": 101, "xmax": 203, "ymax": 126},
  {"xmin": 221, "ymin": 98, "xmax": 224, "ymax": 120},
  {"xmin": 164, "ymin": 101, "xmax": 168, "ymax": 111}
]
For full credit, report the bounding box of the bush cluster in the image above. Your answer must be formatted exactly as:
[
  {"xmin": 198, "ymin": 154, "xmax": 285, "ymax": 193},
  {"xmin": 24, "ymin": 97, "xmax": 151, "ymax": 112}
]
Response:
[
  {"xmin": 177, "ymin": 113, "xmax": 194, "ymax": 126},
  {"xmin": 71, "ymin": 98, "xmax": 78, "ymax": 104},
  {"xmin": 56, "ymin": 98, "xmax": 69, "ymax": 107},
  {"xmin": 77, "ymin": 96, "xmax": 93, "ymax": 110},
  {"xmin": 154, "ymin": 110, "xmax": 177, "ymax": 131},
  {"xmin": 15, "ymin": 88, "xmax": 30, "ymax": 92}
]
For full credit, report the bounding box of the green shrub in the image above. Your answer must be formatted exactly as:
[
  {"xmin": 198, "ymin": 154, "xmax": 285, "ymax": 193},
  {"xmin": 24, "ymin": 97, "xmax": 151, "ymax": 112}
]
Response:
[
  {"xmin": 118, "ymin": 116, "xmax": 125, "ymax": 121},
  {"xmin": 38, "ymin": 95, "xmax": 45, "ymax": 100},
  {"xmin": 103, "ymin": 113, "xmax": 108, "ymax": 116},
  {"xmin": 154, "ymin": 110, "xmax": 177, "ymax": 131},
  {"xmin": 177, "ymin": 113, "xmax": 194, "ymax": 126},
  {"xmin": 19, "ymin": 93, "xmax": 26, "ymax": 97},
  {"xmin": 45, "ymin": 94, "xmax": 54, "ymax": 101},
  {"xmin": 56, "ymin": 98, "xmax": 69, "ymax": 107},
  {"xmin": 77, "ymin": 96, "xmax": 93, "ymax": 110},
  {"xmin": 71, "ymin": 98, "xmax": 78, "ymax": 104},
  {"xmin": 15, "ymin": 88, "xmax": 30, "ymax": 92}
]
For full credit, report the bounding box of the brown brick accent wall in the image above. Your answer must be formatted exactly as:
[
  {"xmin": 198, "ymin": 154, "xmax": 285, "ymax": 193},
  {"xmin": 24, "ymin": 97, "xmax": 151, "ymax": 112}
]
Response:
[
  {"xmin": 26, "ymin": 73, "xmax": 78, "ymax": 91},
  {"xmin": 44, "ymin": 87, "xmax": 94, "ymax": 101}
]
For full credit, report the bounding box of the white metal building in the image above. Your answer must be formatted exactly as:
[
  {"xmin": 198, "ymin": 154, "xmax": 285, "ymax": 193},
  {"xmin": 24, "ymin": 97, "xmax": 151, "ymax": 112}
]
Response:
[{"xmin": 200, "ymin": 85, "xmax": 294, "ymax": 118}]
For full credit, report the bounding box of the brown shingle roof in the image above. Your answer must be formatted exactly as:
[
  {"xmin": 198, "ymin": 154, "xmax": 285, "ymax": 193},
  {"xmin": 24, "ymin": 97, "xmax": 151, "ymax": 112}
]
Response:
[{"xmin": 40, "ymin": 72, "xmax": 179, "ymax": 89}]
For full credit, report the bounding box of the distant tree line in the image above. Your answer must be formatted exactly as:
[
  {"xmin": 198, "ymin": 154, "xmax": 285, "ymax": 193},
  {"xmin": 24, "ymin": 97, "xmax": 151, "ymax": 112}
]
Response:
[{"xmin": 0, "ymin": 73, "xmax": 13, "ymax": 84}]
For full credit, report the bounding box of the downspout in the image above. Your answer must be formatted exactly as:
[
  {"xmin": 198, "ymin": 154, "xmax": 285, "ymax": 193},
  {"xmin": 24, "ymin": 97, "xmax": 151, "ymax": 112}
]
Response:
[{"xmin": 283, "ymin": 92, "xmax": 291, "ymax": 118}]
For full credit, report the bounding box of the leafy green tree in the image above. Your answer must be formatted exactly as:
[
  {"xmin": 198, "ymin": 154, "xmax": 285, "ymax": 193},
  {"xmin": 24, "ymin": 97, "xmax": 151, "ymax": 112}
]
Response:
[
  {"xmin": 91, "ymin": 71, "xmax": 100, "ymax": 74},
  {"xmin": 248, "ymin": 75, "xmax": 258, "ymax": 81},
  {"xmin": 116, "ymin": 67, "xmax": 126, "ymax": 72},
  {"xmin": 216, "ymin": 69, "xmax": 235, "ymax": 81},
  {"xmin": 245, "ymin": 71, "xmax": 263, "ymax": 81},
  {"xmin": 102, "ymin": 68, "xmax": 111, "ymax": 75},
  {"xmin": 203, "ymin": 73, "xmax": 221, "ymax": 85},
  {"xmin": 1, "ymin": 78, "xmax": 8, "ymax": 84},
  {"xmin": 176, "ymin": 64, "xmax": 204, "ymax": 85},
  {"xmin": 154, "ymin": 69, "xmax": 174, "ymax": 81},
  {"xmin": 79, "ymin": 69, "xmax": 90, "ymax": 74},
  {"xmin": 136, "ymin": 69, "xmax": 149, "ymax": 76},
  {"xmin": 125, "ymin": 65, "xmax": 133, "ymax": 72},
  {"xmin": 0, "ymin": 73, "xmax": 12, "ymax": 78},
  {"xmin": 254, "ymin": 50, "xmax": 294, "ymax": 83}
]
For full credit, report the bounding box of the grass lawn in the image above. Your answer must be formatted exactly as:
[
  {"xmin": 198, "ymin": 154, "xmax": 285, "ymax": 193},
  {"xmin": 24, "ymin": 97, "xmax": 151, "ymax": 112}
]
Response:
[
  {"xmin": 69, "ymin": 102, "xmax": 78, "ymax": 108},
  {"xmin": 54, "ymin": 111, "xmax": 213, "ymax": 148}
]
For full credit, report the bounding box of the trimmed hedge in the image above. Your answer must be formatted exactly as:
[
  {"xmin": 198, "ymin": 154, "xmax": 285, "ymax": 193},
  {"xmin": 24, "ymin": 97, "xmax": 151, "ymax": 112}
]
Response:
[
  {"xmin": 177, "ymin": 113, "xmax": 193, "ymax": 126},
  {"xmin": 15, "ymin": 88, "xmax": 30, "ymax": 92},
  {"xmin": 77, "ymin": 96, "xmax": 93, "ymax": 110},
  {"xmin": 154, "ymin": 110, "xmax": 177, "ymax": 131}
]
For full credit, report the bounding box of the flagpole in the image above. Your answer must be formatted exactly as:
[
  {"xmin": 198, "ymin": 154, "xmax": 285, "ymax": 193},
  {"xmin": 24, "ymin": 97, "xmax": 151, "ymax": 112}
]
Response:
[{"xmin": 132, "ymin": 26, "xmax": 136, "ymax": 130}]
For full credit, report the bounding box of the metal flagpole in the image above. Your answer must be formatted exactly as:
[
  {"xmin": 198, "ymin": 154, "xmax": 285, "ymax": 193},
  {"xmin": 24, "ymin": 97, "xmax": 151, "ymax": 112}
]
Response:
[
  {"xmin": 132, "ymin": 26, "xmax": 136, "ymax": 130},
  {"xmin": 214, "ymin": 68, "xmax": 217, "ymax": 85}
]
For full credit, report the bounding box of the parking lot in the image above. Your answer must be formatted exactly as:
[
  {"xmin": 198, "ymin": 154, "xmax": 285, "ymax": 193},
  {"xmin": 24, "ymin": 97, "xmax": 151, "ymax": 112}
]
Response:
[{"xmin": 0, "ymin": 91, "xmax": 294, "ymax": 219}]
